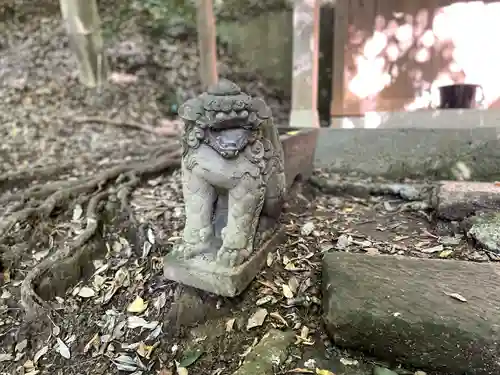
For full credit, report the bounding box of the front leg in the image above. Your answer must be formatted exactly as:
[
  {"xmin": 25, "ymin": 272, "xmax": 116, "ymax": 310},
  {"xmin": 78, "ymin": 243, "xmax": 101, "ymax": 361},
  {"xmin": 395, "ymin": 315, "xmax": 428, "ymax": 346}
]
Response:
[
  {"xmin": 175, "ymin": 164, "xmax": 216, "ymax": 259},
  {"xmin": 216, "ymin": 175, "xmax": 266, "ymax": 267}
]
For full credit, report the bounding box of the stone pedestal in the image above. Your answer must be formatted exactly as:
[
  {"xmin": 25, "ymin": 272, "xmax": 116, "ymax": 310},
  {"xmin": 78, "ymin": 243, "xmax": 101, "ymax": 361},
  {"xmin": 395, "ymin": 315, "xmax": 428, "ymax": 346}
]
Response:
[{"xmin": 164, "ymin": 230, "xmax": 284, "ymax": 297}]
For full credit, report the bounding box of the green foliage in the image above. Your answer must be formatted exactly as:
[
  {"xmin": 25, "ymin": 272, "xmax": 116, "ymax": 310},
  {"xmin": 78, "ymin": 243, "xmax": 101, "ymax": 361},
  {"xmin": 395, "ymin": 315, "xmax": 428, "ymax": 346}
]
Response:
[{"xmin": 131, "ymin": 0, "xmax": 196, "ymax": 36}]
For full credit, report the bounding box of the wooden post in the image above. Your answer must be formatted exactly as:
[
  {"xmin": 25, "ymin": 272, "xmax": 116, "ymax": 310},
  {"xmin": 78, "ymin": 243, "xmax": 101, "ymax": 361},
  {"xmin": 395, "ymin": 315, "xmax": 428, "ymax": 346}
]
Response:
[
  {"xmin": 196, "ymin": 0, "xmax": 218, "ymax": 89},
  {"xmin": 290, "ymin": 0, "xmax": 320, "ymax": 128},
  {"xmin": 59, "ymin": 0, "xmax": 108, "ymax": 88},
  {"xmin": 330, "ymin": 0, "xmax": 348, "ymax": 123}
]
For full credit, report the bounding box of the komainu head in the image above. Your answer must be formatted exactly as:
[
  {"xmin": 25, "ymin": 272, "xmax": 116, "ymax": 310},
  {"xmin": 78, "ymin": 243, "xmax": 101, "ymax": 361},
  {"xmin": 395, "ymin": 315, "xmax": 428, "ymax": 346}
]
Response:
[{"xmin": 178, "ymin": 79, "xmax": 272, "ymax": 159}]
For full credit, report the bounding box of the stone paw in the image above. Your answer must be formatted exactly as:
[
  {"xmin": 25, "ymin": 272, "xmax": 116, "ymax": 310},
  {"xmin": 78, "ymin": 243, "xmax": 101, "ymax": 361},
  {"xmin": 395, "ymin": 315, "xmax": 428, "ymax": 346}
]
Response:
[
  {"xmin": 173, "ymin": 242, "xmax": 210, "ymax": 259},
  {"xmin": 216, "ymin": 247, "xmax": 244, "ymax": 268}
]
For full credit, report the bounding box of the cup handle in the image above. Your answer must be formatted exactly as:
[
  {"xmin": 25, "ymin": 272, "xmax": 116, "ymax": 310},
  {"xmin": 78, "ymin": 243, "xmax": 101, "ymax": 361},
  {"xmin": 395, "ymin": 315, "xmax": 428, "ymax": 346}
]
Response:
[
  {"xmin": 476, "ymin": 85, "xmax": 485, "ymax": 107},
  {"xmin": 427, "ymin": 87, "xmax": 438, "ymax": 109}
]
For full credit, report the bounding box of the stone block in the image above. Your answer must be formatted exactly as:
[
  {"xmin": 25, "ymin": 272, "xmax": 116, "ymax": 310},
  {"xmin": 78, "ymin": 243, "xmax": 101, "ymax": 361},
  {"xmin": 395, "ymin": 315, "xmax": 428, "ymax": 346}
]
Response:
[
  {"xmin": 164, "ymin": 230, "xmax": 285, "ymax": 297},
  {"xmin": 232, "ymin": 329, "xmax": 295, "ymax": 375},
  {"xmin": 278, "ymin": 127, "xmax": 318, "ymax": 184},
  {"xmin": 468, "ymin": 212, "xmax": 500, "ymax": 254},
  {"xmin": 434, "ymin": 181, "xmax": 500, "ymax": 220},
  {"xmin": 322, "ymin": 251, "xmax": 500, "ymax": 375}
]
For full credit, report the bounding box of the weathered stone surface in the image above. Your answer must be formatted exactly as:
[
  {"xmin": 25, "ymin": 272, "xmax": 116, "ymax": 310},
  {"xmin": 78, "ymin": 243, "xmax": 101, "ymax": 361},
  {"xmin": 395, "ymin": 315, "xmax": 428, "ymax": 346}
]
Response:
[
  {"xmin": 299, "ymin": 345, "xmax": 372, "ymax": 375},
  {"xmin": 232, "ymin": 329, "xmax": 294, "ymax": 375},
  {"xmin": 314, "ymin": 126, "xmax": 500, "ymax": 181},
  {"xmin": 433, "ymin": 181, "xmax": 500, "ymax": 220},
  {"xmin": 171, "ymin": 79, "xmax": 287, "ymax": 269},
  {"xmin": 164, "ymin": 230, "xmax": 285, "ymax": 297},
  {"xmin": 278, "ymin": 127, "xmax": 318, "ymax": 184},
  {"xmin": 468, "ymin": 212, "xmax": 500, "ymax": 254},
  {"xmin": 322, "ymin": 252, "xmax": 500, "ymax": 375},
  {"xmin": 163, "ymin": 80, "xmax": 317, "ymax": 296}
]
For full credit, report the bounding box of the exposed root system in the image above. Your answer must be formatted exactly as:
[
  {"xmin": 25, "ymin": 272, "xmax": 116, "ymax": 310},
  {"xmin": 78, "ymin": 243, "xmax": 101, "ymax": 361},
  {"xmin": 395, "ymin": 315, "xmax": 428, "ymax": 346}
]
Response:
[{"xmin": 1, "ymin": 139, "xmax": 182, "ymax": 318}]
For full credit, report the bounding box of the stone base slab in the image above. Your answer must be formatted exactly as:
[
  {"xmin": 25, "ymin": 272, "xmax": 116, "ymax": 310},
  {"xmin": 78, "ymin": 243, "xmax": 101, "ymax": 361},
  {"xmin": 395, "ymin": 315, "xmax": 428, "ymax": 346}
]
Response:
[
  {"xmin": 164, "ymin": 230, "xmax": 285, "ymax": 297},
  {"xmin": 433, "ymin": 181, "xmax": 500, "ymax": 220},
  {"xmin": 322, "ymin": 251, "xmax": 500, "ymax": 375}
]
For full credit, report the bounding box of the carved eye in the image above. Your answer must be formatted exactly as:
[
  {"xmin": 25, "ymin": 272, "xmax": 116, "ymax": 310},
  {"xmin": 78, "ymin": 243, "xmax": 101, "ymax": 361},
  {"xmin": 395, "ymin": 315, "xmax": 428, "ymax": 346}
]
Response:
[
  {"xmin": 233, "ymin": 100, "xmax": 245, "ymax": 110},
  {"xmin": 239, "ymin": 110, "xmax": 248, "ymax": 118},
  {"xmin": 221, "ymin": 100, "xmax": 232, "ymax": 112}
]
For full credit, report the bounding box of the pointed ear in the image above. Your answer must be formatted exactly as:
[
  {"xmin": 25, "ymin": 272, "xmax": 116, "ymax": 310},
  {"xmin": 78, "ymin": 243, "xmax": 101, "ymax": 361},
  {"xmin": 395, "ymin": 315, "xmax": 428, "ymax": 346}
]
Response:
[
  {"xmin": 179, "ymin": 98, "xmax": 204, "ymax": 121},
  {"xmin": 248, "ymin": 97, "xmax": 272, "ymax": 119}
]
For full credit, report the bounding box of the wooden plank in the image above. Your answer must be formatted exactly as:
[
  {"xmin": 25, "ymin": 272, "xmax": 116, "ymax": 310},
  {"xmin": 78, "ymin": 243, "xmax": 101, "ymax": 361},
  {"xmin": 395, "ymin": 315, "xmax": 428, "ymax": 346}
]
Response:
[
  {"xmin": 196, "ymin": 0, "xmax": 218, "ymax": 88},
  {"xmin": 323, "ymin": 252, "xmax": 500, "ymax": 375}
]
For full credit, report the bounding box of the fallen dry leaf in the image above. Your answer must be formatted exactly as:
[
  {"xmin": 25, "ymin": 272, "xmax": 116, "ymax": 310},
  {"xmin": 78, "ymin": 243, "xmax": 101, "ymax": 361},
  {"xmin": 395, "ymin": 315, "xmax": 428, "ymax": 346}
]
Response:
[
  {"xmin": 226, "ymin": 318, "xmax": 236, "ymax": 332},
  {"xmin": 420, "ymin": 245, "xmax": 444, "ymax": 253},
  {"xmin": 288, "ymin": 276, "xmax": 299, "ymax": 294},
  {"xmin": 176, "ymin": 365, "xmax": 189, "ymax": 375},
  {"xmin": 266, "ymin": 252, "xmax": 274, "ymax": 267},
  {"xmin": 339, "ymin": 357, "xmax": 359, "ymax": 366},
  {"xmin": 103, "ymin": 267, "xmax": 129, "ymax": 303},
  {"xmin": 287, "ymin": 368, "xmax": 314, "ymax": 374},
  {"xmin": 316, "ymin": 369, "xmax": 335, "ymax": 375},
  {"xmin": 247, "ymin": 308, "xmax": 268, "ymax": 330},
  {"xmin": 445, "ymin": 292, "xmax": 467, "ymax": 302},
  {"xmin": 153, "ymin": 292, "xmax": 167, "ymax": 311},
  {"xmin": 72, "ymin": 204, "xmax": 83, "ymax": 221},
  {"xmin": 282, "ymin": 284, "xmax": 294, "ymax": 298},
  {"xmin": 127, "ymin": 296, "xmax": 148, "ymax": 314},
  {"xmin": 55, "ymin": 338, "xmax": 71, "ymax": 359},
  {"xmin": 109, "ymin": 72, "xmax": 138, "ymax": 84},
  {"xmin": 114, "ymin": 354, "xmax": 138, "ymax": 372},
  {"xmin": 0, "ymin": 353, "xmax": 13, "ymax": 362},
  {"xmin": 270, "ymin": 312, "xmax": 288, "ymax": 326},
  {"xmin": 33, "ymin": 345, "xmax": 48, "ymax": 364},
  {"xmin": 77, "ymin": 286, "xmax": 96, "ymax": 298},
  {"xmin": 83, "ymin": 333, "xmax": 99, "ymax": 354},
  {"xmin": 301, "ymin": 222, "xmax": 315, "ymax": 236}
]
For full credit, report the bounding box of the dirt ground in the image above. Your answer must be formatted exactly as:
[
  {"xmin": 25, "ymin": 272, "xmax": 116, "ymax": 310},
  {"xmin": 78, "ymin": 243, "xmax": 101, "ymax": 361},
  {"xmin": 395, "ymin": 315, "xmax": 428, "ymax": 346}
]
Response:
[{"xmin": 0, "ymin": 6, "xmax": 491, "ymax": 375}]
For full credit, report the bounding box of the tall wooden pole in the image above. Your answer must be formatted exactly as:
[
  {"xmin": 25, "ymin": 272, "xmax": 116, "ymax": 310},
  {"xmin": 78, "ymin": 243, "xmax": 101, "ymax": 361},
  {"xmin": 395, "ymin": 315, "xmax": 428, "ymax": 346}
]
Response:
[
  {"xmin": 290, "ymin": 0, "xmax": 320, "ymax": 127},
  {"xmin": 60, "ymin": 0, "xmax": 108, "ymax": 88},
  {"xmin": 196, "ymin": 0, "xmax": 218, "ymax": 89}
]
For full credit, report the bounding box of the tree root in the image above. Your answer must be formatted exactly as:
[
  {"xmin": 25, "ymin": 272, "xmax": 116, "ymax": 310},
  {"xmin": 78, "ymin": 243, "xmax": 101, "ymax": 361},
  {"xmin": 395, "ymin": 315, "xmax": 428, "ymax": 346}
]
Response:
[
  {"xmin": 0, "ymin": 162, "xmax": 75, "ymax": 188},
  {"xmin": 0, "ymin": 142, "xmax": 181, "ymax": 210},
  {"xmin": 70, "ymin": 115, "xmax": 181, "ymax": 137},
  {"xmin": 3, "ymin": 143, "xmax": 182, "ymax": 318},
  {"xmin": 20, "ymin": 190, "xmax": 107, "ymax": 319}
]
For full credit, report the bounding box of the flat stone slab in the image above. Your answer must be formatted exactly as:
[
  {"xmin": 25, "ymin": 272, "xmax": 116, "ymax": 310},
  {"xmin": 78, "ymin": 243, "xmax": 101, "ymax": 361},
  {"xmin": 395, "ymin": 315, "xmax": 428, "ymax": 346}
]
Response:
[
  {"xmin": 468, "ymin": 212, "xmax": 500, "ymax": 254},
  {"xmin": 314, "ymin": 127, "xmax": 500, "ymax": 180},
  {"xmin": 232, "ymin": 329, "xmax": 294, "ymax": 375},
  {"xmin": 322, "ymin": 252, "xmax": 500, "ymax": 375},
  {"xmin": 433, "ymin": 181, "xmax": 500, "ymax": 220},
  {"xmin": 164, "ymin": 230, "xmax": 285, "ymax": 297}
]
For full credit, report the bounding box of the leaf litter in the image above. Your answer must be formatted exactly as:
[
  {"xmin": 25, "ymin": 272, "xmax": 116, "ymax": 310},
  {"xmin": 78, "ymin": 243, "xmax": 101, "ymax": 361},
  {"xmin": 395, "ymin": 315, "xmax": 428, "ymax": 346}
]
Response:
[{"xmin": 0, "ymin": 9, "xmax": 481, "ymax": 375}]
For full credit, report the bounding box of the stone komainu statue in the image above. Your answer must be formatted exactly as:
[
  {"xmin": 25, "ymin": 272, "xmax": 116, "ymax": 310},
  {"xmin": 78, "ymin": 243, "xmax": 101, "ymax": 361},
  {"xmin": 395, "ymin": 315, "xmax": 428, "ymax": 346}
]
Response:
[{"xmin": 175, "ymin": 79, "xmax": 286, "ymax": 267}]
